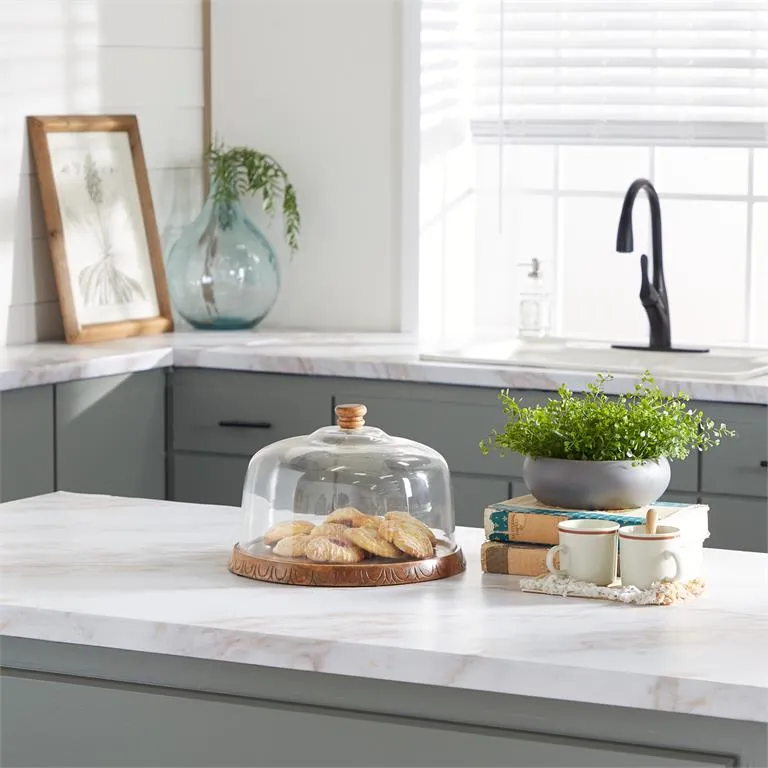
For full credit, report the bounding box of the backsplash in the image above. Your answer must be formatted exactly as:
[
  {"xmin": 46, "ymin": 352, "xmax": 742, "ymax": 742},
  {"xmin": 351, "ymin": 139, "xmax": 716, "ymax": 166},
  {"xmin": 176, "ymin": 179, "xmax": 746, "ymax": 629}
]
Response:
[{"xmin": 0, "ymin": 0, "xmax": 204, "ymax": 345}]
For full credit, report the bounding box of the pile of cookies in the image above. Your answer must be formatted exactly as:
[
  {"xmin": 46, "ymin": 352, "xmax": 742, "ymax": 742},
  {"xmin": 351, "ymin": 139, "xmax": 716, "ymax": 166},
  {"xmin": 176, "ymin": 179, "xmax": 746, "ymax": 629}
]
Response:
[{"xmin": 263, "ymin": 507, "xmax": 438, "ymax": 564}]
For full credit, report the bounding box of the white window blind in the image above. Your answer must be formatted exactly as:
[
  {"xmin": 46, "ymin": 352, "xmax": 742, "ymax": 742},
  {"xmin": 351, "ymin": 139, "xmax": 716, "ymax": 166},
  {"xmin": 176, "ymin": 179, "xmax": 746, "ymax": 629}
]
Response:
[{"xmin": 472, "ymin": 0, "xmax": 768, "ymax": 145}]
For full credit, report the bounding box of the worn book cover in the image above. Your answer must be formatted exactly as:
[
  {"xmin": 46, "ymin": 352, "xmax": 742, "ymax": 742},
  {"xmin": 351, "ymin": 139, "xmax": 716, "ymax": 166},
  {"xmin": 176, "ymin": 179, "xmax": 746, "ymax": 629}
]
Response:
[
  {"xmin": 483, "ymin": 494, "xmax": 710, "ymax": 546},
  {"xmin": 480, "ymin": 540, "xmax": 551, "ymax": 577}
]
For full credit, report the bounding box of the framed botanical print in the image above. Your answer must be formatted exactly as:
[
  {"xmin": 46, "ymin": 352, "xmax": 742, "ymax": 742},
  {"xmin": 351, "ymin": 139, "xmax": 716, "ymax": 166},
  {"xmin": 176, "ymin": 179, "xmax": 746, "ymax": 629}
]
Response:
[{"xmin": 27, "ymin": 115, "xmax": 173, "ymax": 343}]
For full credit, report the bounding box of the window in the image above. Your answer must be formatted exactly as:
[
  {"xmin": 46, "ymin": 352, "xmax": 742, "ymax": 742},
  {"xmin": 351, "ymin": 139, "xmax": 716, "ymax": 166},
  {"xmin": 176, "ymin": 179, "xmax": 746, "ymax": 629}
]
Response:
[{"xmin": 419, "ymin": 0, "xmax": 768, "ymax": 349}]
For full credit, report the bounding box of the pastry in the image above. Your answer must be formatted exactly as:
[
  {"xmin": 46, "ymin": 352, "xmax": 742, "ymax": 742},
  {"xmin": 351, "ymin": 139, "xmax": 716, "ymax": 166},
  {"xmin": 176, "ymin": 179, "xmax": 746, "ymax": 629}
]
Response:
[
  {"xmin": 344, "ymin": 526, "xmax": 403, "ymax": 559},
  {"xmin": 378, "ymin": 518, "xmax": 402, "ymax": 545},
  {"xmin": 384, "ymin": 511, "xmax": 437, "ymax": 544},
  {"xmin": 264, "ymin": 520, "xmax": 315, "ymax": 545},
  {"xmin": 272, "ymin": 534, "xmax": 311, "ymax": 558},
  {"xmin": 379, "ymin": 518, "xmax": 435, "ymax": 559},
  {"xmin": 391, "ymin": 525, "xmax": 434, "ymax": 559},
  {"xmin": 310, "ymin": 522, "xmax": 350, "ymax": 539},
  {"xmin": 361, "ymin": 515, "xmax": 384, "ymax": 530},
  {"xmin": 305, "ymin": 536, "xmax": 367, "ymax": 564},
  {"xmin": 326, "ymin": 507, "xmax": 369, "ymax": 527}
]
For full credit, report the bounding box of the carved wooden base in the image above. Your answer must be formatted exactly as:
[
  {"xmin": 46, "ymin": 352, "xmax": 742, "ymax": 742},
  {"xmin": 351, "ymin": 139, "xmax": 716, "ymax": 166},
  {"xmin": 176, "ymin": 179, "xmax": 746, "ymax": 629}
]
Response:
[{"xmin": 229, "ymin": 542, "xmax": 466, "ymax": 587}]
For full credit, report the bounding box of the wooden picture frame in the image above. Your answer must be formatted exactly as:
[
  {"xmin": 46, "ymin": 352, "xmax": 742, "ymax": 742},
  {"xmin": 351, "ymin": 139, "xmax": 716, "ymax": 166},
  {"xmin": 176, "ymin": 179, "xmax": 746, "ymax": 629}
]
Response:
[{"xmin": 27, "ymin": 115, "xmax": 173, "ymax": 343}]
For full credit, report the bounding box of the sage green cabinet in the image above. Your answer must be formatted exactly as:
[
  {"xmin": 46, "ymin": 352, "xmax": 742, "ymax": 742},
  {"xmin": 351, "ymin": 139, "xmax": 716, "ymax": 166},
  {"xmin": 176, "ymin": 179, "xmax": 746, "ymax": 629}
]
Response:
[
  {"xmin": 2, "ymin": 672, "xmax": 736, "ymax": 768},
  {"xmin": 170, "ymin": 370, "xmax": 334, "ymax": 508},
  {"xmin": 452, "ymin": 474, "xmax": 511, "ymax": 527},
  {"xmin": 699, "ymin": 402, "xmax": 768, "ymax": 499},
  {"xmin": 0, "ymin": 385, "xmax": 54, "ymax": 502},
  {"xmin": 173, "ymin": 369, "xmax": 334, "ymax": 457},
  {"xmin": 700, "ymin": 494, "xmax": 768, "ymax": 552},
  {"xmin": 333, "ymin": 379, "xmax": 698, "ymax": 493},
  {"xmin": 172, "ymin": 453, "xmax": 249, "ymax": 507},
  {"xmin": 55, "ymin": 371, "xmax": 166, "ymax": 499}
]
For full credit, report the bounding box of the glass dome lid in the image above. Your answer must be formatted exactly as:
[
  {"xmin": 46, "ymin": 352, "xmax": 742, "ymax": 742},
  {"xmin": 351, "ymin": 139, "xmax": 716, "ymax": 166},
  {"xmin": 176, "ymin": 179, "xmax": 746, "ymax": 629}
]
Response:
[{"xmin": 229, "ymin": 403, "xmax": 465, "ymax": 587}]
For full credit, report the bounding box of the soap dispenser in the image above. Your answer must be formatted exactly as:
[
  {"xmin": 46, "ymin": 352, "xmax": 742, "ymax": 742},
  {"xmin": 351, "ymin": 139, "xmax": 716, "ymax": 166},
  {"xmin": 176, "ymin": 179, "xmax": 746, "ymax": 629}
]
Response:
[{"xmin": 516, "ymin": 257, "xmax": 551, "ymax": 338}]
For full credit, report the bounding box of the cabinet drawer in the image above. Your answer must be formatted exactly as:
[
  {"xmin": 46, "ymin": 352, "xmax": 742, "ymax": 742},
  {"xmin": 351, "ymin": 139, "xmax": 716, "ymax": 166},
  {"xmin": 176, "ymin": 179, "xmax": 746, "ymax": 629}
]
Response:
[
  {"xmin": 172, "ymin": 453, "xmax": 249, "ymax": 507},
  {"xmin": 334, "ymin": 380, "xmax": 698, "ymax": 491},
  {"xmin": 701, "ymin": 494, "xmax": 768, "ymax": 552},
  {"xmin": 334, "ymin": 380, "xmax": 549, "ymax": 478},
  {"xmin": 699, "ymin": 402, "xmax": 767, "ymax": 498},
  {"xmin": 452, "ymin": 474, "xmax": 511, "ymax": 528},
  {"xmin": 173, "ymin": 370, "xmax": 334, "ymax": 456}
]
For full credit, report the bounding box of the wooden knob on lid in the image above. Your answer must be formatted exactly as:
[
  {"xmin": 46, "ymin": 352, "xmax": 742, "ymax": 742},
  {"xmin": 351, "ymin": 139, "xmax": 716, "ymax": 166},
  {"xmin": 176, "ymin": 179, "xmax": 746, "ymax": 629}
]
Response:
[{"xmin": 335, "ymin": 403, "xmax": 366, "ymax": 430}]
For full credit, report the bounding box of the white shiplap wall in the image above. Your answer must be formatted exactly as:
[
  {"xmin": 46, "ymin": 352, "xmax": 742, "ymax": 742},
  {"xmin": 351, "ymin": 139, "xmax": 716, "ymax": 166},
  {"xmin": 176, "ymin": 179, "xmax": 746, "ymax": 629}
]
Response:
[{"xmin": 0, "ymin": 0, "xmax": 204, "ymax": 344}]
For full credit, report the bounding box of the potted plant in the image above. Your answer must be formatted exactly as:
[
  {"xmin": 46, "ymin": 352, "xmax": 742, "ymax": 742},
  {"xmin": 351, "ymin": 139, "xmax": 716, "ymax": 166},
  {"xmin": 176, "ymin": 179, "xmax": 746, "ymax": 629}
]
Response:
[
  {"xmin": 166, "ymin": 140, "xmax": 301, "ymax": 331},
  {"xmin": 480, "ymin": 372, "xmax": 734, "ymax": 510}
]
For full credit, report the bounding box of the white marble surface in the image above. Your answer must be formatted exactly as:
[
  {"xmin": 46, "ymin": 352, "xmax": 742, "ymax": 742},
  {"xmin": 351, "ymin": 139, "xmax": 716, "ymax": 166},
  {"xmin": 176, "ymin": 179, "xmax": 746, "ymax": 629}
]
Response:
[
  {"xmin": 1, "ymin": 492, "xmax": 766, "ymax": 723},
  {"xmin": 1, "ymin": 331, "xmax": 768, "ymax": 403}
]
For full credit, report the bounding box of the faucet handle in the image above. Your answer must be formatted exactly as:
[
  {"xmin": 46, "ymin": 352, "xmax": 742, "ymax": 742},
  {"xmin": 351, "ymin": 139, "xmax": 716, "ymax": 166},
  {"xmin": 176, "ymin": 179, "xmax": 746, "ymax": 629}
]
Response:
[{"xmin": 639, "ymin": 254, "xmax": 663, "ymax": 309}]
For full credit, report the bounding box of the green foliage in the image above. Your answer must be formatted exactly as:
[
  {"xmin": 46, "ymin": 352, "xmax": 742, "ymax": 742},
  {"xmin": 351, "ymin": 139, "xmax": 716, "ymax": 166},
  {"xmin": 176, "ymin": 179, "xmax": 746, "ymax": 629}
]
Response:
[
  {"xmin": 207, "ymin": 140, "xmax": 300, "ymax": 252},
  {"xmin": 480, "ymin": 372, "xmax": 735, "ymax": 463}
]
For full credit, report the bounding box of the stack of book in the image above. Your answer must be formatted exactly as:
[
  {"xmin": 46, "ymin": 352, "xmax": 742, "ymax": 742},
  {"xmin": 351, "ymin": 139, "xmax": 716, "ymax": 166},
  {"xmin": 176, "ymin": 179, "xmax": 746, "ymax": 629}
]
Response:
[{"xmin": 480, "ymin": 494, "xmax": 711, "ymax": 577}]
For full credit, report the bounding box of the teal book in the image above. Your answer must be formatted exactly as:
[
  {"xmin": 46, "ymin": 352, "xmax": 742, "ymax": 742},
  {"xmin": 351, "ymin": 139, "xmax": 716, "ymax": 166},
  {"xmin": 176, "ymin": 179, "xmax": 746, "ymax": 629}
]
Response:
[{"xmin": 483, "ymin": 494, "xmax": 710, "ymax": 547}]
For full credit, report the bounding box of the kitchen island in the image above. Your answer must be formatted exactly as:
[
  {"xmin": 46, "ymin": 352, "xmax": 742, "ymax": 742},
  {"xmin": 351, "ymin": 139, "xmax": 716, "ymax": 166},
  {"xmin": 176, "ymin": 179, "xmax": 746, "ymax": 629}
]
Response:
[{"xmin": 1, "ymin": 492, "xmax": 766, "ymax": 767}]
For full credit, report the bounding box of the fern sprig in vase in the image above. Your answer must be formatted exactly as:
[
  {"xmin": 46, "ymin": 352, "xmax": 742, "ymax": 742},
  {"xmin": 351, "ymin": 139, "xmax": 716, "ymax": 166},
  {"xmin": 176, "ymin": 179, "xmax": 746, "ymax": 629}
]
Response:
[{"xmin": 166, "ymin": 141, "xmax": 301, "ymax": 330}]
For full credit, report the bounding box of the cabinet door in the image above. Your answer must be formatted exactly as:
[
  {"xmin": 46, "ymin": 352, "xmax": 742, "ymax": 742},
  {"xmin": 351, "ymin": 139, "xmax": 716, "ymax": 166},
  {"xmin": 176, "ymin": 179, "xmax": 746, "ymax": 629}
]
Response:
[
  {"xmin": 698, "ymin": 402, "xmax": 767, "ymax": 498},
  {"xmin": 172, "ymin": 453, "xmax": 249, "ymax": 507},
  {"xmin": 700, "ymin": 494, "xmax": 768, "ymax": 552},
  {"xmin": 0, "ymin": 385, "xmax": 55, "ymax": 501},
  {"xmin": 56, "ymin": 371, "xmax": 166, "ymax": 499},
  {"xmin": 452, "ymin": 474, "xmax": 511, "ymax": 528}
]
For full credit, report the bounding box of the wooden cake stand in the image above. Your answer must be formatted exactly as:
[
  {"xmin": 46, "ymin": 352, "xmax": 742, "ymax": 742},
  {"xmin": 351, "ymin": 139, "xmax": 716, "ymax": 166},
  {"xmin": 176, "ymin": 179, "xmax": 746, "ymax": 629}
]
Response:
[{"xmin": 229, "ymin": 540, "xmax": 466, "ymax": 587}]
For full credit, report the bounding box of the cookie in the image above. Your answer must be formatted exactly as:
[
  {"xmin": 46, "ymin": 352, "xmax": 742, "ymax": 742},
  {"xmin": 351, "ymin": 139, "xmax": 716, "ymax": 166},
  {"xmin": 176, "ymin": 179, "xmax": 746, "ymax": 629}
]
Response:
[
  {"xmin": 264, "ymin": 520, "xmax": 315, "ymax": 545},
  {"xmin": 384, "ymin": 511, "xmax": 437, "ymax": 544},
  {"xmin": 326, "ymin": 507, "xmax": 369, "ymax": 527},
  {"xmin": 310, "ymin": 522, "xmax": 350, "ymax": 539},
  {"xmin": 344, "ymin": 526, "xmax": 403, "ymax": 559},
  {"xmin": 378, "ymin": 518, "xmax": 402, "ymax": 545},
  {"xmin": 272, "ymin": 534, "xmax": 311, "ymax": 558},
  {"xmin": 391, "ymin": 525, "xmax": 434, "ymax": 559},
  {"xmin": 305, "ymin": 536, "xmax": 367, "ymax": 564}
]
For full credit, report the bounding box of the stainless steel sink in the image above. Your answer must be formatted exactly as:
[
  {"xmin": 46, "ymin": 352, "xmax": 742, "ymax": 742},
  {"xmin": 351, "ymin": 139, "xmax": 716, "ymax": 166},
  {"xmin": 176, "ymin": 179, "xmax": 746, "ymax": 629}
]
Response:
[{"xmin": 420, "ymin": 338, "xmax": 768, "ymax": 380}]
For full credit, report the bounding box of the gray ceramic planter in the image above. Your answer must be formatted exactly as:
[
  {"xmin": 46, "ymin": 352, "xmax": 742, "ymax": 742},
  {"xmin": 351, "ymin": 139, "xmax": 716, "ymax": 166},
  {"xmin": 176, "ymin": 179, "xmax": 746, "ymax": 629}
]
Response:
[{"xmin": 522, "ymin": 456, "xmax": 671, "ymax": 510}]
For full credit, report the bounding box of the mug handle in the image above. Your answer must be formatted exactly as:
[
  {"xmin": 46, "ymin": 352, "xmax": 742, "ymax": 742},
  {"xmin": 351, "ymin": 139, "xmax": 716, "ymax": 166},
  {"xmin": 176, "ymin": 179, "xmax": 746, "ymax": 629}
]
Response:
[
  {"xmin": 661, "ymin": 550, "xmax": 682, "ymax": 581},
  {"xmin": 546, "ymin": 545, "xmax": 566, "ymax": 577}
]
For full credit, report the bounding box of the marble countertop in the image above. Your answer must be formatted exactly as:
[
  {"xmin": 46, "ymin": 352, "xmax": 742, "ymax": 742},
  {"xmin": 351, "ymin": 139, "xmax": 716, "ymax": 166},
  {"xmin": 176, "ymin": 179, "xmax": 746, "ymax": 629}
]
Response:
[
  {"xmin": 1, "ymin": 330, "xmax": 768, "ymax": 403},
  {"xmin": 1, "ymin": 492, "xmax": 766, "ymax": 723}
]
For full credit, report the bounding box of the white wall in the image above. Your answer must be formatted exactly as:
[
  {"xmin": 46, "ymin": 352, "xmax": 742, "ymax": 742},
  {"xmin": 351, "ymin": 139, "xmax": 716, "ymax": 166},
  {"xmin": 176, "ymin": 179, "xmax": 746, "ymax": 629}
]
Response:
[
  {"xmin": 211, "ymin": 0, "xmax": 404, "ymax": 332},
  {"xmin": 0, "ymin": 0, "xmax": 204, "ymax": 345}
]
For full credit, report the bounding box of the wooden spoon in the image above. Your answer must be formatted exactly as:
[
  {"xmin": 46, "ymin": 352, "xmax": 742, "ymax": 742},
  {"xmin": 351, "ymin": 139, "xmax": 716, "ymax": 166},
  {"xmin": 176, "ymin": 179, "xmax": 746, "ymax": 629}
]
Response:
[{"xmin": 645, "ymin": 507, "xmax": 658, "ymax": 535}]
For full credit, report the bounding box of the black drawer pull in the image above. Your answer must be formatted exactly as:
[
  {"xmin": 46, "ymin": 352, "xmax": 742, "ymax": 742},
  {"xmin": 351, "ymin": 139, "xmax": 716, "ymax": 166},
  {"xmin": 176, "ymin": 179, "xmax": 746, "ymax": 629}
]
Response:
[
  {"xmin": 761, "ymin": 460, "xmax": 768, "ymax": 468},
  {"xmin": 218, "ymin": 420, "xmax": 272, "ymax": 430}
]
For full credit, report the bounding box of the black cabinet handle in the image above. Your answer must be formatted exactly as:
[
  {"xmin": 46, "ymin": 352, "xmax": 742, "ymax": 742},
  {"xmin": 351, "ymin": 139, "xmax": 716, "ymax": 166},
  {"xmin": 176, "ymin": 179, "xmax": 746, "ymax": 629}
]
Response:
[
  {"xmin": 761, "ymin": 460, "xmax": 768, "ymax": 468},
  {"xmin": 218, "ymin": 420, "xmax": 272, "ymax": 429}
]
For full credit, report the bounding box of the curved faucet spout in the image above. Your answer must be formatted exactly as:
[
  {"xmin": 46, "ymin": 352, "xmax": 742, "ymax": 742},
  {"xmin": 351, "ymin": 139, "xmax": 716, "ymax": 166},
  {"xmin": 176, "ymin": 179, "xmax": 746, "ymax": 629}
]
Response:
[{"xmin": 616, "ymin": 178, "xmax": 671, "ymax": 350}]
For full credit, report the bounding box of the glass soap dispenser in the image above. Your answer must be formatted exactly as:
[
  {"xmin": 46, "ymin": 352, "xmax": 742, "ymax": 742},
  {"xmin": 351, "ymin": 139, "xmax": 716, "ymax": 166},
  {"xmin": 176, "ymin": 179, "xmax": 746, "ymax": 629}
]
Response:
[
  {"xmin": 229, "ymin": 403, "xmax": 466, "ymax": 587},
  {"xmin": 516, "ymin": 257, "xmax": 551, "ymax": 338}
]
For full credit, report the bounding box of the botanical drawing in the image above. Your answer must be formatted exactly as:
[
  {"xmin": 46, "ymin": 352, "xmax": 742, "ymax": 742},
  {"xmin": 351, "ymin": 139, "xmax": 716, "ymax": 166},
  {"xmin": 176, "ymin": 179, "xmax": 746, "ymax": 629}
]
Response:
[{"xmin": 60, "ymin": 152, "xmax": 147, "ymax": 307}]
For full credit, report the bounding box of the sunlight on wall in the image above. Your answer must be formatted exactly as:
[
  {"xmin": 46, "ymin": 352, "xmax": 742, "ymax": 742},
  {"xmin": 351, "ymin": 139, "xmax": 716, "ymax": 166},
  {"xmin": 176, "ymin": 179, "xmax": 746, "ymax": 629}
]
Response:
[{"xmin": 0, "ymin": 0, "xmax": 100, "ymax": 343}]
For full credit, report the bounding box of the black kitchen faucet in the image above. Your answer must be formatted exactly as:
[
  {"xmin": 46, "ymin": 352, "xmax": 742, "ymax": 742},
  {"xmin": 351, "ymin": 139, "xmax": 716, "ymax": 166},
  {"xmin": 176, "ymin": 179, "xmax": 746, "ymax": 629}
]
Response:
[{"xmin": 613, "ymin": 178, "xmax": 708, "ymax": 354}]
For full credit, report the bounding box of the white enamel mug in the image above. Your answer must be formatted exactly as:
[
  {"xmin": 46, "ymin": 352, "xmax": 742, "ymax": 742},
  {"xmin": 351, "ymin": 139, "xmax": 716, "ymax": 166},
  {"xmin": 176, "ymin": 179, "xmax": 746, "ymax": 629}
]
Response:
[
  {"xmin": 619, "ymin": 525, "xmax": 683, "ymax": 590},
  {"xmin": 546, "ymin": 519, "xmax": 619, "ymax": 586}
]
